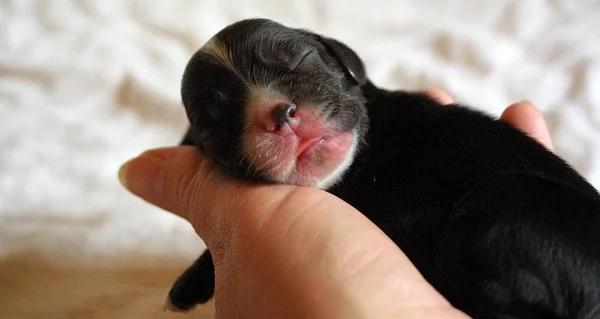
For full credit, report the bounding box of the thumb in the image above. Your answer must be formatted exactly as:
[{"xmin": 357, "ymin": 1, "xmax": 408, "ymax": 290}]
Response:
[
  {"xmin": 117, "ymin": 146, "xmax": 239, "ymax": 249},
  {"xmin": 118, "ymin": 146, "xmax": 213, "ymax": 220},
  {"xmin": 117, "ymin": 146, "xmax": 307, "ymax": 251}
]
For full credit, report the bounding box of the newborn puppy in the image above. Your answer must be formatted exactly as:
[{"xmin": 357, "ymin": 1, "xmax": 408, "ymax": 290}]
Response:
[{"xmin": 168, "ymin": 18, "xmax": 600, "ymax": 318}]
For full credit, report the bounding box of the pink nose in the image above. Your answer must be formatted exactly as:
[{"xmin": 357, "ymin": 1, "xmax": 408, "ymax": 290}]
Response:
[{"xmin": 266, "ymin": 103, "xmax": 299, "ymax": 135}]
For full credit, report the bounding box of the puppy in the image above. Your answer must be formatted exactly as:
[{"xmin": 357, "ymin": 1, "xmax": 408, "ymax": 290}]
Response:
[{"xmin": 167, "ymin": 18, "xmax": 600, "ymax": 318}]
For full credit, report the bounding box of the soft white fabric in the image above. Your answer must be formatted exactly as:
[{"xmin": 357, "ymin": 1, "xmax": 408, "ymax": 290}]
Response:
[{"xmin": 1, "ymin": 1, "xmax": 599, "ymax": 318}]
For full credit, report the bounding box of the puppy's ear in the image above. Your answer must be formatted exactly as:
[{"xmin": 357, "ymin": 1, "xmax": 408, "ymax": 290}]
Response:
[{"xmin": 318, "ymin": 36, "xmax": 367, "ymax": 85}]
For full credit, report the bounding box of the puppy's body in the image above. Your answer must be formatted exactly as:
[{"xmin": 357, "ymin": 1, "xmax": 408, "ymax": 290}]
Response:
[
  {"xmin": 168, "ymin": 19, "xmax": 600, "ymax": 318},
  {"xmin": 331, "ymin": 86, "xmax": 600, "ymax": 318}
]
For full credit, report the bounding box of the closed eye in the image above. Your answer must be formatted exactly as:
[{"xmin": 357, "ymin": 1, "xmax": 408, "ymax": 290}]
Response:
[{"xmin": 290, "ymin": 49, "xmax": 314, "ymax": 71}]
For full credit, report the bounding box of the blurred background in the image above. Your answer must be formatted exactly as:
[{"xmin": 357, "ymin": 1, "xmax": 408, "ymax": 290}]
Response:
[{"xmin": 1, "ymin": 0, "xmax": 599, "ymax": 318}]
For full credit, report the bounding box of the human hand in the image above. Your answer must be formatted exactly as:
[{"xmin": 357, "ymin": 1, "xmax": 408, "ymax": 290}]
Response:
[{"xmin": 118, "ymin": 90, "xmax": 552, "ymax": 318}]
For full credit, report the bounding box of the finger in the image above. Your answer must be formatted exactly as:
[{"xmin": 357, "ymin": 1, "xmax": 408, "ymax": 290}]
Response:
[
  {"xmin": 118, "ymin": 146, "xmax": 210, "ymax": 220},
  {"xmin": 500, "ymin": 100, "xmax": 554, "ymax": 151},
  {"xmin": 118, "ymin": 146, "xmax": 237, "ymax": 247},
  {"xmin": 424, "ymin": 89, "xmax": 454, "ymax": 105},
  {"xmin": 118, "ymin": 146, "xmax": 306, "ymax": 249}
]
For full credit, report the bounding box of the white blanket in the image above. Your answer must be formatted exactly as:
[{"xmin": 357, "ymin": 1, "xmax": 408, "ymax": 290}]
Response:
[{"xmin": 1, "ymin": 1, "xmax": 599, "ymax": 318}]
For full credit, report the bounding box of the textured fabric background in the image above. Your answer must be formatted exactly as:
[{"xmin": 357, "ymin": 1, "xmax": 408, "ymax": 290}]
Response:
[{"xmin": 1, "ymin": 1, "xmax": 599, "ymax": 318}]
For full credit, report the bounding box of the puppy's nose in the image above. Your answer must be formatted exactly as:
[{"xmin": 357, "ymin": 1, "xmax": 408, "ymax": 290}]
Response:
[
  {"xmin": 263, "ymin": 102, "xmax": 300, "ymax": 134},
  {"xmin": 270, "ymin": 103, "xmax": 297, "ymax": 131}
]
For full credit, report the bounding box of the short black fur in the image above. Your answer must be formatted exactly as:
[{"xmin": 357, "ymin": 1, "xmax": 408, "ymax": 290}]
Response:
[{"xmin": 169, "ymin": 18, "xmax": 600, "ymax": 318}]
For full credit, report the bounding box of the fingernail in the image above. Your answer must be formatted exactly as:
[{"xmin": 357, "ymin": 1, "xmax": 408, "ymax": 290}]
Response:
[
  {"xmin": 117, "ymin": 153, "xmax": 167, "ymax": 202},
  {"xmin": 520, "ymin": 99, "xmax": 534, "ymax": 106},
  {"xmin": 118, "ymin": 161, "xmax": 131, "ymax": 189}
]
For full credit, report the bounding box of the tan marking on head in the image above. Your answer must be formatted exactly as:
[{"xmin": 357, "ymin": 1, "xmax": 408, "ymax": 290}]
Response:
[
  {"xmin": 202, "ymin": 37, "xmax": 231, "ymax": 67},
  {"xmin": 201, "ymin": 37, "xmax": 257, "ymax": 93}
]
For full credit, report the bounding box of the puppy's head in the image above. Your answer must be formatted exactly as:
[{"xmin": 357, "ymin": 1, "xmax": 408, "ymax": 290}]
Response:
[{"xmin": 181, "ymin": 18, "xmax": 369, "ymax": 189}]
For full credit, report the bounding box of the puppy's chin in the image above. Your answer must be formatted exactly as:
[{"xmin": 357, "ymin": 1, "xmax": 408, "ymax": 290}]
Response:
[{"xmin": 245, "ymin": 127, "xmax": 357, "ymax": 189}]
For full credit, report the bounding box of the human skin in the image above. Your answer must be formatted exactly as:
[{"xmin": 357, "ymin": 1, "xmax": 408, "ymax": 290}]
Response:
[{"xmin": 118, "ymin": 90, "xmax": 553, "ymax": 319}]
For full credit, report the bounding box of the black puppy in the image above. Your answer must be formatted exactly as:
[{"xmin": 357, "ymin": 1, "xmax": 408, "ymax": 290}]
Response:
[{"xmin": 167, "ymin": 18, "xmax": 600, "ymax": 318}]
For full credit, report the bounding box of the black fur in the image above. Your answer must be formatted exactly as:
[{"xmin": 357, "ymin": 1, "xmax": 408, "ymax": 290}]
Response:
[{"xmin": 170, "ymin": 18, "xmax": 600, "ymax": 318}]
